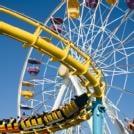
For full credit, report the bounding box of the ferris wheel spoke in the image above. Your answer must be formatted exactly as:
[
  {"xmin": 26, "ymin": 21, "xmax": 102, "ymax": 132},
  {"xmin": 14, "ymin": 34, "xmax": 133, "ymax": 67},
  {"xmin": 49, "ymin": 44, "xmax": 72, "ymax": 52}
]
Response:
[
  {"xmin": 98, "ymin": 51, "xmax": 134, "ymax": 70},
  {"xmin": 107, "ymin": 84, "xmax": 134, "ymax": 96},
  {"xmin": 82, "ymin": 0, "xmax": 101, "ymax": 49},
  {"xmin": 15, "ymin": 1, "xmax": 134, "ymax": 133},
  {"xmin": 76, "ymin": 1, "xmax": 85, "ymax": 47},
  {"xmin": 99, "ymin": 32, "xmax": 134, "ymax": 56},
  {"xmin": 52, "ymin": 78, "xmax": 70, "ymax": 110},
  {"xmin": 90, "ymin": 13, "xmax": 110, "ymax": 48},
  {"xmin": 86, "ymin": 5, "xmax": 118, "ymax": 55},
  {"xmin": 104, "ymin": 117, "xmax": 112, "ymax": 134},
  {"xmin": 93, "ymin": 13, "xmax": 132, "ymax": 58}
]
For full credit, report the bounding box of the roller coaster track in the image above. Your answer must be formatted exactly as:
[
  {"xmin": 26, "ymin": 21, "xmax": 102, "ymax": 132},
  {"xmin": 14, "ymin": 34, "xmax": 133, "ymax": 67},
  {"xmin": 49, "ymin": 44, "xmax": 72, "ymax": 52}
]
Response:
[
  {"xmin": 0, "ymin": 6, "xmax": 106, "ymax": 134},
  {"xmin": 0, "ymin": 93, "xmax": 91, "ymax": 134}
]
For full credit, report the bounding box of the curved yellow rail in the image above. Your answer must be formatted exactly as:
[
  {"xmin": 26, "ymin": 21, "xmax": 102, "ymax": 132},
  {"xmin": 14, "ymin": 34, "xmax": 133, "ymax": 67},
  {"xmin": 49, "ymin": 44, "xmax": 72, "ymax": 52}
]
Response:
[
  {"xmin": 0, "ymin": 21, "xmax": 105, "ymax": 97},
  {"xmin": 0, "ymin": 93, "xmax": 91, "ymax": 134},
  {"xmin": 0, "ymin": 6, "xmax": 105, "ymax": 98},
  {"xmin": 0, "ymin": 5, "xmax": 106, "ymax": 134}
]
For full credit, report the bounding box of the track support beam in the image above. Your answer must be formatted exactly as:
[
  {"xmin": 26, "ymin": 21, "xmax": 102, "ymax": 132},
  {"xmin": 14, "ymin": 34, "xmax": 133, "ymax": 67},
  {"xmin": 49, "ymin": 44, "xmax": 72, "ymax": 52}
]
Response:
[{"xmin": 92, "ymin": 99, "xmax": 105, "ymax": 134}]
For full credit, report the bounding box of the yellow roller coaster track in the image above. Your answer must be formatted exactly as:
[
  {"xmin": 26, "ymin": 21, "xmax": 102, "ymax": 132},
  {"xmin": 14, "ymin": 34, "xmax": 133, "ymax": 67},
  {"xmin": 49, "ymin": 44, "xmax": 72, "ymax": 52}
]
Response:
[
  {"xmin": 0, "ymin": 93, "xmax": 91, "ymax": 134},
  {"xmin": 0, "ymin": 5, "xmax": 106, "ymax": 134},
  {"xmin": 0, "ymin": 6, "xmax": 105, "ymax": 97}
]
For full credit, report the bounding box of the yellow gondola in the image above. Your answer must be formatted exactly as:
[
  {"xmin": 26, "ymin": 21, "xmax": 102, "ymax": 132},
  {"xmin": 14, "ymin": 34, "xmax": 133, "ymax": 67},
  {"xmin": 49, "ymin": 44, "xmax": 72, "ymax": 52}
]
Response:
[
  {"xmin": 67, "ymin": 0, "xmax": 80, "ymax": 19},
  {"xmin": 22, "ymin": 81, "xmax": 34, "ymax": 87},
  {"xmin": 106, "ymin": 0, "xmax": 117, "ymax": 5},
  {"xmin": 21, "ymin": 90, "xmax": 34, "ymax": 99}
]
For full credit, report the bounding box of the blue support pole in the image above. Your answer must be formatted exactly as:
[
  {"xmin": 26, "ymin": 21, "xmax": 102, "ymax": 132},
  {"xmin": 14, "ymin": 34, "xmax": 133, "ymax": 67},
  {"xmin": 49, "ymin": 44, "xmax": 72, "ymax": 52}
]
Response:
[{"xmin": 92, "ymin": 99, "xmax": 105, "ymax": 134}]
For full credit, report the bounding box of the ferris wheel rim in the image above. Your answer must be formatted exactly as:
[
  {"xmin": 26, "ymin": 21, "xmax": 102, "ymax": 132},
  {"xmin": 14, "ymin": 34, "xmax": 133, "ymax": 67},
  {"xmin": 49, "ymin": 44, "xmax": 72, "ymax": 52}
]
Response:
[{"xmin": 16, "ymin": 0, "xmax": 134, "ymax": 133}]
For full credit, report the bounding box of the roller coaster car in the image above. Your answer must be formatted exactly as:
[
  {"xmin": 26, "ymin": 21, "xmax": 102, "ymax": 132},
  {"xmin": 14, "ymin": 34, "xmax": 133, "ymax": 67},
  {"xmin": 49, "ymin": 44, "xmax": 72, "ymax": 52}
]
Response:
[
  {"xmin": 0, "ymin": 119, "xmax": 19, "ymax": 133},
  {"xmin": 19, "ymin": 93, "xmax": 89, "ymax": 132},
  {"xmin": 13, "ymin": 122, "xmax": 20, "ymax": 131},
  {"xmin": 61, "ymin": 102, "xmax": 78, "ymax": 118},
  {"xmin": 7, "ymin": 119, "xmax": 15, "ymax": 130},
  {"xmin": 46, "ymin": 114, "xmax": 53, "ymax": 123},
  {"xmin": 67, "ymin": 0, "xmax": 80, "ymax": 19},
  {"xmin": 0, "ymin": 123, "xmax": 6, "ymax": 132},
  {"xmin": 74, "ymin": 93, "xmax": 89, "ymax": 109},
  {"xmin": 20, "ymin": 119, "xmax": 27, "ymax": 130},
  {"xmin": 21, "ymin": 116, "xmax": 44, "ymax": 130},
  {"xmin": 55, "ymin": 110, "xmax": 64, "ymax": 122},
  {"xmin": 31, "ymin": 117, "xmax": 38, "ymax": 126},
  {"xmin": 44, "ymin": 110, "xmax": 64, "ymax": 125},
  {"xmin": 21, "ymin": 90, "xmax": 34, "ymax": 100},
  {"xmin": 106, "ymin": 0, "xmax": 116, "ymax": 5},
  {"xmin": 61, "ymin": 94, "xmax": 88, "ymax": 119},
  {"xmin": 7, "ymin": 121, "xmax": 20, "ymax": 132},
  {"xmin": 36, "ymin": 116, "xmax": 44, "ymax": 126},
  {"xmin": 20, "ymin": 118, "xmax": 32, "ymax": 130},
  {"xmin": 25, "ymin": 118, "xmax": 32, "ymax": 128}
]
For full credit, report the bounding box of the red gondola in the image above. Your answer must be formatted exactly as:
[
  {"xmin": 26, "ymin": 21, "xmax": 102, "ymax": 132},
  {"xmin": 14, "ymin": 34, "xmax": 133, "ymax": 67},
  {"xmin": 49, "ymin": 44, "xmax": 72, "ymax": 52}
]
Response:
[
  {"xmin": 27, "ymin": 66, "xmax": 40, "ymax": 75},
  {"xmin": 126, "ymin": 0, "xmax": 134, "ymax": 9},
  {"xmin": 85, "ymin": 0, "xmax": 98, "ymax": 8},
  {"xmin": 50, "ymin": 25, "xmax": 62, "ymax": 33},
  {"xmin": 50, "ymin": 17, "xmax": 63, "ymax": 25}
]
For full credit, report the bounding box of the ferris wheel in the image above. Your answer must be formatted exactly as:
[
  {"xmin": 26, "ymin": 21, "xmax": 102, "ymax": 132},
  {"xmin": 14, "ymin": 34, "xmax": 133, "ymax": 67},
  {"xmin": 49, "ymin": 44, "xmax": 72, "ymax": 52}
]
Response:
[
  {"xmin": 16, "ymin": 0, "xmax": 134, "ymax": 134},
  {"xmin": 0, "ymin": 0, "xmax": 133, "ymax": 134}
]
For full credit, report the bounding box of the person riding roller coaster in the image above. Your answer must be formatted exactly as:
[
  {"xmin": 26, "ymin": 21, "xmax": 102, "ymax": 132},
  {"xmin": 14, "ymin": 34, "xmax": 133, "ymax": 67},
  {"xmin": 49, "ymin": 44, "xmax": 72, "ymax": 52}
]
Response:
[{"xmin": 127, "ymin": 119, "xmax": 134, "ymax": 132}]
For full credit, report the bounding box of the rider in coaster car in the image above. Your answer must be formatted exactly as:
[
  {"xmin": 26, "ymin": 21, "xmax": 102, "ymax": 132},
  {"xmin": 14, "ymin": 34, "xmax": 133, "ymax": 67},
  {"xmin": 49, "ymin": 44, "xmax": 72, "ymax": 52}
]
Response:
[
  {"xmin": 128, "ymin": 119, "xmax": 134, "ymax": 132},
  {"xmin": 74, "ymin": 93, "xmax": 89, "ymax": 108}
]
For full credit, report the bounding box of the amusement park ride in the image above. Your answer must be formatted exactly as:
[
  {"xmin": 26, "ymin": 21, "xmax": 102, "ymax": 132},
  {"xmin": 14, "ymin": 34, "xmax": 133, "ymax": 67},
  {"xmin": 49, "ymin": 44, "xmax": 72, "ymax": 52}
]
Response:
[{"xmin": 0, "ymin": 0, "xmax": 134, "ymax": 134}]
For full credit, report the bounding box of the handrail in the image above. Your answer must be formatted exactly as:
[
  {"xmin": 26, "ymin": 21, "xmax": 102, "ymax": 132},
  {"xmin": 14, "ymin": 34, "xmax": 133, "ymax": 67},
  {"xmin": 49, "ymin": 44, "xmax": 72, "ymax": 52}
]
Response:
[
  {"xmin": 0, "ymin": 5, "xmax": 89, "ymax": 60},
  {"xmin": 0, "ymin": 21, "xmax": 105, "ymax": 97},
  {"xmin": 0, "ymin": 6, "xmax": 106, "ymax": 97}
]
